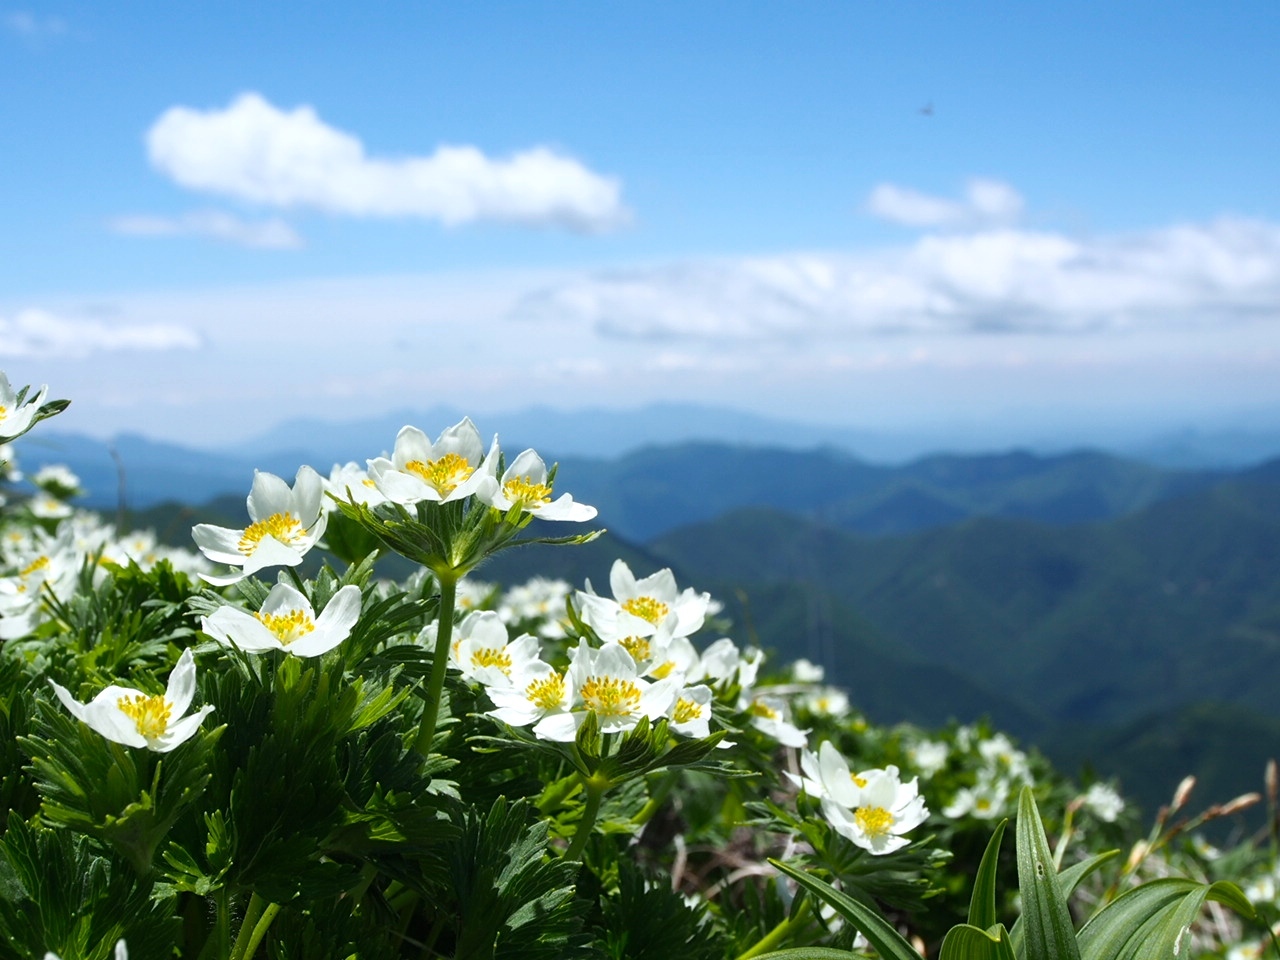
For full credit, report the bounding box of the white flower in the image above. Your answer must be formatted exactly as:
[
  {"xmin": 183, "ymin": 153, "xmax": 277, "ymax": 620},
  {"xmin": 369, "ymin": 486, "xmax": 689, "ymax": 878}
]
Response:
[
  {"xmin": 532, "ymin": 640, "xmax": 679, "ymax": 742},
  {"xmin": 49, "ymin": 649, "xmax": 213, "ymax": 752},
  {"xmin": 498, "ymin": 577, "xmax": 572, "ymax": 638},
  {"xmin": 744, "ymin": 694, "xmax": 808, "ymax": 748},
  {"xmin": 694, "ymin": 638, "xmax": 763, "ymax": 691},
  {"xmin": 365, "ymin": 419, "xmax": 498, "ymax": 505},
  {"xmin": 191, "ymin": 466, "xmax": 327, "ymax": 586},
  {"xmin": 478, "ymin": 449, "xmax": 596, "ymax": 522},
  {"xmin": 0, "ymin": 372, "xmax": 48, "ymax": 441},
  {"xmin": 324, "ymin": 461, "xmax": 387, "ymax": 509},
  {"xmin": 978, "ymin": 733, "xmax": 1031, "ymax": 782},
  {"xmin": 485, "ymin": 659, "xmax": 573, "ymax": 730},
  {"xmin": 667, "ymin": 684, "xmax": 714, "ymax": 738},
  {"xmin": 201, "ymin": 583, "xmax": 361, "ymax": 657},
  {"xmin": 791, "ymin": 658, "xmax": 825, "ymax": 683},
  {"xmin": 908, "ymin": 739, "xmax": 950, "ymax": 779},
  {"xmin": 821, "ymin": 765, "xmax": 929, "ymax": 855},
  {"xmin": 1081, "ymin": 782, "xmax": 1125, "ymax": 823},
  {"xmin": 28, "ymin": 493, "xmax": 72, "ymax": 520},
  {"xmin": 431, "ymin": 609, "xmax": 541, "ymax": 687},
  {"xmin": 574, "ymin": 559, "xmax": 711, "ymax": 643},
  {"xmin": 802, "ymin": 687, "xmax": 850, "ymax": 717},
  {"xmin": 32, "ymin": 463, "xmax": 81, "ymax": 497},
  {"xmin": 943, "ymin": 775, "xmax": 1011, "ymax": 820},
  {"xmin": 788, "ymin": 741, "xmax": 867, "ymax": 807}
]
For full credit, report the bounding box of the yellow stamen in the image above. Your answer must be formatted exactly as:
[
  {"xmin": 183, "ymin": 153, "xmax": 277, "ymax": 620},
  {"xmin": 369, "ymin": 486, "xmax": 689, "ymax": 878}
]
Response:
[
  {"xmin": 621, "ymin": 596, "xmax": 669, "ymax": 624},
  {"xmin": 117, "ymin": 693, "xmax": 172, "ymax": 740},
  {"xmin": 254, "ymin": 608, "xmax": 315, "ymax": 645},
  {"xmin": 238, "ymin": 512, "xmax": 305, "ymax": 555},
  {"xmin": 749, "ymin": 700, "xmax": 779, "ymax": 720},
  {"xmin": 502, "ymin": 476, "xmax": 553, "ymax": 508},
  {"xmin": 851, "ymin": 773, "xmax": 868, "ymax": 788},
  {"xmin": 854, "ymin": 806, "xmax": 894, "ymax": 838},
  {"xmin": 404, "ymin": 453, "xmax": 474, "ymax": 497},
  {"xmin": 20, "ymin": 555, "xmax": 49, "ymax": 578},
  {"xmin": 673, "ymin": 697, "xmax": 702, "ymax": 725},
  {"xmin": 526, "ymin": 672, "xmax": 567, "ymax": 710},
  {"xmin": 650, "ymin": 660, "xmax": 676, "ymax": 680},
  {"xmin": 469, "ymin": 647, "xmax": 512, "ymax": 676},
  {"xmin": 619, "ymin": 636, "xmax": 652, "ymax": 664},
  {"xmin": 580, "ymin": 675, "xmax": 641, "ymax": 719}
]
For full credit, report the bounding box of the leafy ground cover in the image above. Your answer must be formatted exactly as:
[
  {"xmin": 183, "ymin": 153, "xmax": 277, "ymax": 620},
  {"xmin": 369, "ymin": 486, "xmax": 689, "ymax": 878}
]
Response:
[{"xmin": 1, "ymin": 372, "xmax": 1278, "ymax": 959}]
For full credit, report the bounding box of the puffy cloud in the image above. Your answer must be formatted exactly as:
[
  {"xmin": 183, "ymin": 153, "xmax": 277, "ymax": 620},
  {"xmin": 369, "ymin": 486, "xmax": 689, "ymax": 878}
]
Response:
[
  {"xmin": 513, "ymin": 217, "xmax": 1280, "ymax": 340},
  {"xmin": 110, "ymin": 210, "xmax": 302, "ymax": 249},
  {"xmin": 0, "ymin": 309, "xmax": 202, "ymax": 358},
  {"xmin": 3, "ymin": 11, "xmax": 66, "ymax": 39},
  {"xmin": 867, "ymin": 178, "xmax": 1024, "ymax": 228},
  {"xmin": 146, "ymin": 93, "xmax": 627, "ymax": 232}
]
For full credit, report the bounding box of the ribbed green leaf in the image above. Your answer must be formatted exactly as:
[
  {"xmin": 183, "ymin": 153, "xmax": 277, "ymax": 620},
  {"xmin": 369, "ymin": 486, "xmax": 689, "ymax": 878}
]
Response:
[
  {"xmin": 751, "ymin": 950, "xmax": 865, "ymax": 960},
  {"xmin": 939, "ymin": 923, "xmax": 1018, "ymax": 960},
  {"xmin": 1009, "ymin": 848, "xmax": 1119, "ymax": 954},
  {"xmin": 770, "ymin": 859, "xmax": 924, "ymax": 960},
  {"xmin": 969, "ymin": 819, "xmax": 1008, "ymax": 930},
  {"xmin": 1015, "ymin": 786, "xmax": 1081, "ymax": 960},
  {"xmin": 1077, "ymin": 877, "xmax": 1255, "ymax": 960}
]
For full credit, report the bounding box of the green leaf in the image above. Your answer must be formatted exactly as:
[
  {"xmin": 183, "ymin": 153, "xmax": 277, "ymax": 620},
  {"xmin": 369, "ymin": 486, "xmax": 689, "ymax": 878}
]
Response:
[
  {"xmin": 939, "ymin": 923, "xmax": 1018, "ymax": 960},
  {"xmin": 1009, "ymin": 848, "xmax": 1119, "ymax": 954},
  {"xmin": 1076, "ymin": 877, "xmax": 1255, "ymax": 960},
  {"xmin": 770, "ymin": 859, "xmax": 924, "ymax": 960},
  {"xmin": 748, "ymin": 949, "xmax": 865, "ymax": 960},
  {"xmin": 1015, "ymin": 786, "xmax": 1081, "ymax": 960},
  {"xmin": 968, "ymin": 819, "xmax": 1007, "ymax": 930}
]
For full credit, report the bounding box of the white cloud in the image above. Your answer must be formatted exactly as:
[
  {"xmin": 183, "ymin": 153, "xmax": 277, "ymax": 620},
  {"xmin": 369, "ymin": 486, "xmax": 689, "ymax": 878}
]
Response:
[
  {"xmin": 0, "ymin": 309, "xmax": 202, "ymax": 359},
  {"xmin": 110, "ymin": 210, "xmax": 302, "ymax": 249},
  {"xmin": 513, "ymin": 217, "xmax": 1280, "ymax": 340},
  {"xmin": 145, "ymin": 92, "xmax": 627, "ymax": 232},
  {"xmin": 4, "ymin": 11, "xmax": 66, "ymax": 39},
  {"xmin": 867, "ymin": 178, "xmax": 1024, "ymax": 227}
]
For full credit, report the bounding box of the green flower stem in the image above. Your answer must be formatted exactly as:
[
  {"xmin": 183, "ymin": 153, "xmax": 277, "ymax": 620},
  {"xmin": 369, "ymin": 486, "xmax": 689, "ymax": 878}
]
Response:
[
  {"xmin": 240, "ymin": 902, "xmax": 281, "ymax": 960},
  {"xmin": 734, "ymin": 897, "xmax": 813, "ymax": 960},
  {"xmin": 228, "ymin": 893, "xmax": 266, "ymax": 960},
  {"xmin": 562, "ymin": 775, "xmax": 608, "ymax": 861},
  {"xmin": 631, "ymin": 770, "xmax": 680, "ymax": 826},
  {"xmin": 414, "ymin": 572, "xmax": 458, "ymax": 754}
]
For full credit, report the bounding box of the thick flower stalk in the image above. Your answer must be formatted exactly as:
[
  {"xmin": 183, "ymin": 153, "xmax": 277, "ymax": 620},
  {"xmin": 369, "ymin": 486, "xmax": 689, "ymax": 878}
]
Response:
[{"xmin": 49, "ymin": 648, "xmax": 214, "ymax": 752}]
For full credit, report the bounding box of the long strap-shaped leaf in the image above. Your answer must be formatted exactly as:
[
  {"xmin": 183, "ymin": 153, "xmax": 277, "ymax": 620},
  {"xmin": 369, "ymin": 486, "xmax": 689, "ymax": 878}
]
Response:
[
  {"xmin": 750, "ymin": 950, "xmax": 874, "ymax": 960},
  {"xmin": 940, "ymin": 923, "xmax": 1018, "ymax": 960},
  {"xmin": 1076, "ymin": 876, "xmax": 1255, "ymax": 960},
  {"xmin": 1009, "ymin": 849, "xmax": 1119, "ymax": 954},
  {"xmin": 1016, "ymin": 786, "xmax": 1082, "ymax": 960},
  {"xmin": 769, "ymin": 859, "xmax": 925, "ymax": 960},
  {"xmin": 969, "ymin": 819, "xmax": 1008, "ymax": 930}
]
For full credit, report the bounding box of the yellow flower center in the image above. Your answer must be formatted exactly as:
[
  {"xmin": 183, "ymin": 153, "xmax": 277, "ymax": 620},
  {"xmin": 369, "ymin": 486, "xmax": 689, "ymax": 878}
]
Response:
[
  {"xmin": 621, "ymin": 596, "xmax": 669, "ymax": 624},
  {"xmin": 976, "ymin": 797, "xmax": 992, "ymax": 812},
  {"xmin": 525, "ymin": 672, "xmax": 567, "ymax": 710},
  {"xmin": 404, "ymin": 453, "xmax": 474, "ymax": 497},
  {"xmin": 469, "ymin": 647, "xmax": 512, "ymax": 676},
  {"xmin": 619, "ymin": 636, "xmax": 652, "ymax": 663},
  {"xmin": 673, "ymin": 697, "xmax": 702, "ymax": 725},
  {"xmin": 254, "ymin": 608, "xmax": 316, "ymax": 645},
  {"xmin": 580, "ymin": 675, "xmax": 642, "ymax": 719},
  {"xmin": 502, "ymin": 476, "xmax": 553, "ymax": 508},
  {"xmin": 650, "ymin": 660, "xmax": 676, "ymax": 680},
  {"xmin": 238, "ymin": 512, "xmax": 305, "ymax": 555},
  {"xmin": 851, "ymin": 773, "xmax": 868, "ymax": 788},
  {"xmin": 20, "ymin": 555, "xmax": 49, "ymax": 578},
  {"xmin": 749, "ymin": 700, "xmax": 779, "ymax": 720},
  {"xmin": 854, "ymin": 805, "xmax": 894, "ymax": 838},
  {"xmin": 117, "ymin": 693, "xmax": 172, "ymax": 740}
]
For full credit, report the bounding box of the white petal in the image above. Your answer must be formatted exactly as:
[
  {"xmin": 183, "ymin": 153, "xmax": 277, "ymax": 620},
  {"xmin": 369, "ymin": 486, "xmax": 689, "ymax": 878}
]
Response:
[
  {"xmin": 246, "ymin": 470, "xmax": 293, "ymax": 521},
  {"xmin": 164, "ymin": 648, "xmax": 198, "ymax": 716},
  {"xmin": 155, "ymin": 705, "xmax": 214, "ymax": 752}
]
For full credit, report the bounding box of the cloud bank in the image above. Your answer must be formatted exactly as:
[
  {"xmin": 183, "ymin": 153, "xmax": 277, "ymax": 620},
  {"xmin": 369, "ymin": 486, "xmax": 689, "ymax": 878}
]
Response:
[
  {"xmin": 0, "ymin": 310, "xmax": 202, "ymax": 359},
  {"xmin": 146, "ymin": 93, "xmax": 627, "ymax": 232},
  {"xmin": 514, "ymin": 217, "xmax": 1280, "ymax": 340},
  {"xmin": 867, "ymin": 178, "xmax": 1025, "ymax": 228},
  {"xmin": 110, "ymin": 210, "xmax": 302, "ymax": 249}
]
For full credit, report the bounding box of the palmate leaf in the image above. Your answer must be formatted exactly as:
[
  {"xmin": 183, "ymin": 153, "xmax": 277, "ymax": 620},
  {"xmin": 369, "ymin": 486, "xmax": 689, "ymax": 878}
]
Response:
[
  {"xmin": 1075, "ymin": 876, "xmax": 1254, "ymax": 960},
  {"xmin": 1015, "ymin": 786, "xmax": 1081, "ymax": 960},
  {"xmin": 770, "ymin": 858, "xmax": 924, "ymax": 960}
]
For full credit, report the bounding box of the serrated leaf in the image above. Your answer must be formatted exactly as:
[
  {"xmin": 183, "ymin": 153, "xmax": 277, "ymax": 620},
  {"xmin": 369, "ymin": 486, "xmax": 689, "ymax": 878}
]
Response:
[
  {"xmin": 1015, "ymin": 786, "xmax": 1081, "ymax": 960},
  {"xmin": 770, "ymin": 858, "xmax": 924, "ymax": 960}
]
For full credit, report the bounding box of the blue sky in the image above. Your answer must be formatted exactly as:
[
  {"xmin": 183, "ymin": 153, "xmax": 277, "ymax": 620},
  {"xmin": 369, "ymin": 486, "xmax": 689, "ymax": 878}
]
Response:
[{"xmin": 3, "ymin": 2, "xmax": 1280, "ymax": 448}]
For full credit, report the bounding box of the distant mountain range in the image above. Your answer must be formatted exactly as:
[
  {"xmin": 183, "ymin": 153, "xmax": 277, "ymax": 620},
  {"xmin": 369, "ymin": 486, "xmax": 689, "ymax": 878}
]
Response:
[{"xmin": 15, "ymin": 401, "xmax": 1280, "ymax": 518}]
